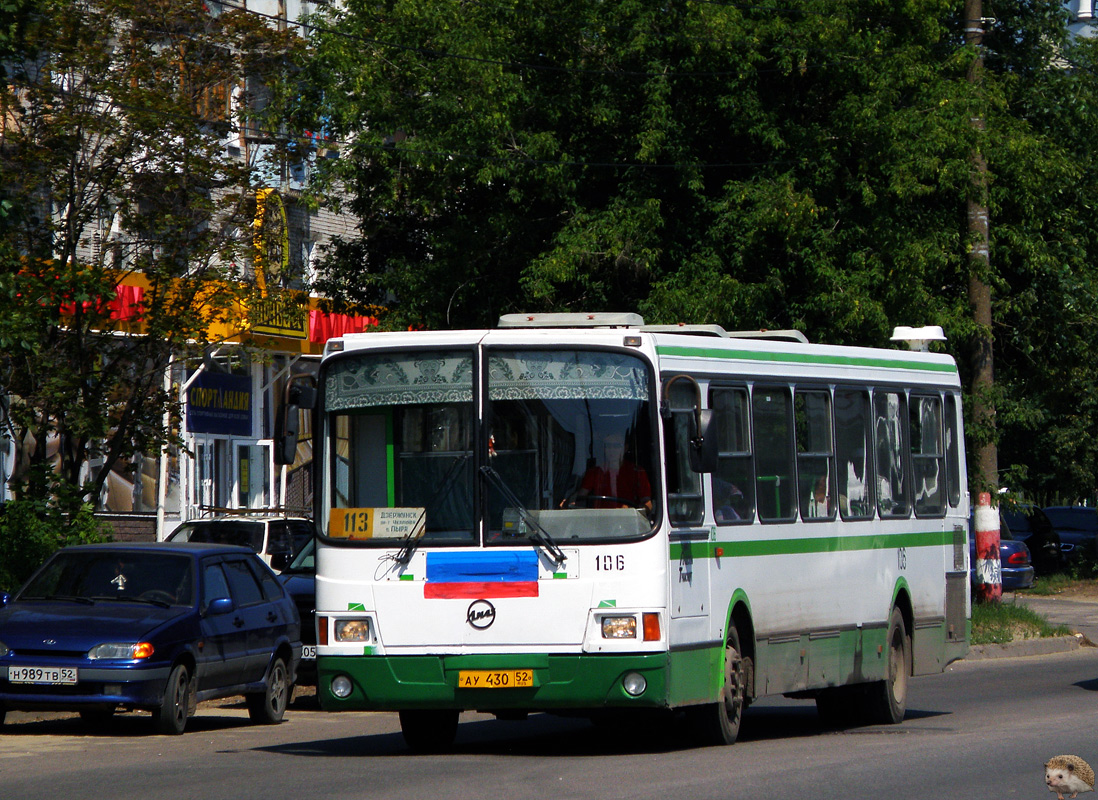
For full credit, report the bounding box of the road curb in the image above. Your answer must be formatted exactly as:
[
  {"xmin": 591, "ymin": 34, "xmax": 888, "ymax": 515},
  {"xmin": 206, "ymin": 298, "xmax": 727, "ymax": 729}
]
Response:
[{"xmin": 965, "ymin": 634, "xmax": 1090, "ymax": 660}]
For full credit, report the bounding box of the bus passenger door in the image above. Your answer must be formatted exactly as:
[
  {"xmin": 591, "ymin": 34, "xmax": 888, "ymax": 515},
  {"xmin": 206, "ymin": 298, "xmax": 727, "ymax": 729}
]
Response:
[{"xmin": 668, "ymin": 529, "xmax": 713, "ymax": 706}]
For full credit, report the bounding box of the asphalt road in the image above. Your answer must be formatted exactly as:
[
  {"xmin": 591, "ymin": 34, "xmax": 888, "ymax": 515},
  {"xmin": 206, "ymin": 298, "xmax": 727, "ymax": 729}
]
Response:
[{"xmin": 3, "ymin": 646, "xmax": 1097, "ymax": 800}]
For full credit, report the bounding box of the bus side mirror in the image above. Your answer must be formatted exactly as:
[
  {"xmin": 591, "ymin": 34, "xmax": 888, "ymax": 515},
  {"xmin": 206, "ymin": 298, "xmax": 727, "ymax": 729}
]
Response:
[
  {"xmin": 275, "ymin": 376, "xmax": 317, "ymax": 466},
  {"xmin": 663, "ymin": 373, "xmax": 718, "ymax": 474},
  {"xmin": 689, "ymin": 408, "xmax": 719, "ymax": 474}
]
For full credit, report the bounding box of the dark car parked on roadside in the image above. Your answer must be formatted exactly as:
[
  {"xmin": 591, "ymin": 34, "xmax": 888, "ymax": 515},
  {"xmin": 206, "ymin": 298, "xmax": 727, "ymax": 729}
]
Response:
[
  {"xmin": 0, "ymin": 542, "xmax": 301, "ymax": 734},
  {"xmin": 1000, "ymin": 504, "xmax": 1065, "ymax": 575},
  {"xmin": 970, "ymin": 512, "xmax": 1035, "ymax": 591},
  {"xmin": 1042, "ymin": 506, "xmax": 1098, "ymax": 563},
  {"xmin": 277, "ymin": 538, "xmax": 315, "ymax": 685}
]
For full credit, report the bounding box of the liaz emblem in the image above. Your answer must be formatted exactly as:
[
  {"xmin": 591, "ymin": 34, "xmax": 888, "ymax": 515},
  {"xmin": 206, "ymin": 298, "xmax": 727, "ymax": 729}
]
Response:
[{"xmin": 466, "ymin": 599, "xmax": 496, "ymax": 630}]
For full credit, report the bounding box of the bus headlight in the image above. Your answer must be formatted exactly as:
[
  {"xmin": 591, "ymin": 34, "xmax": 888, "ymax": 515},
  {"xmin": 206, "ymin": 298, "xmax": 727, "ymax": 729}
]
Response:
[
  {"xmin": 601, "ymin": 616, "xmax": 637, "ymax": 639},
  {"xmin": 331, "ymin": 674, "xmax": 353, "ymax": 698},
  {"xmin": 622, "ymin": 672, "xmax": 647, "ymax": 696},
  {"xmin": 334, "ymin": 619, "xmax": 372, "ymax": 642}
]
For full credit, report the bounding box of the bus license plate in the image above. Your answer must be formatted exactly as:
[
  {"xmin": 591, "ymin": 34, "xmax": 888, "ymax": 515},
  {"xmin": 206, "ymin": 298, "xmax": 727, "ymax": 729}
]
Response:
[
  {"xmin": 9, "ymin": 665, "xmax": 78, "ymax": 685},
  {"xmin": 457, "ymin": 669, "xmax": 534, "ymax": 689}
]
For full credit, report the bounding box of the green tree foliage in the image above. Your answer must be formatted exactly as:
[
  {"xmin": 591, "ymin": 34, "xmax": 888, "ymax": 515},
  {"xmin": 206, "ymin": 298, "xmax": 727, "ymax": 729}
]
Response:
[
  {"xmin": 0, "ymin": 498, "xmax": 112, "ymax": 592},
  {"xmin": 295, "ymin": 0, "xmax": 1098, "ymax": 502},
  {"xmin": 0, "ymin": 0, "xmax": 300, "ymax": 512},
  {"xmin": 295, "ymin": 0, "xmax": 976, "ymax": 337}
]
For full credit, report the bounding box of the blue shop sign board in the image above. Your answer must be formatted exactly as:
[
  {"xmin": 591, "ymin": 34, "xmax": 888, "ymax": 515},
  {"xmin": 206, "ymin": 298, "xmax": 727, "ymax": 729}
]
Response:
[{"xmin": 187, "ymin": 372, "xmax": 252, "ymax": 436}]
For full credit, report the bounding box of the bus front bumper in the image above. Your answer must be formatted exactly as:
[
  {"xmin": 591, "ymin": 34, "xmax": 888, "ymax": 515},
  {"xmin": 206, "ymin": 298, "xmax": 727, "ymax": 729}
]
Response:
[{"xmin": 317, "ymin": 652, "xmax": 671, "ymax": 712}]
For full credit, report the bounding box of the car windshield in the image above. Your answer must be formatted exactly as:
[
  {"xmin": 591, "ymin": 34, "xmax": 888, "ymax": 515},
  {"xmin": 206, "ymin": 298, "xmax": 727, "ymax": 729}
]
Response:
[
  {"xmin": 170, "ymin": 520, "xmax": 264, "ymax": 551},
  {"xmin": 18, "ymin": 550, "xmax": 195, "ymax": 606}
]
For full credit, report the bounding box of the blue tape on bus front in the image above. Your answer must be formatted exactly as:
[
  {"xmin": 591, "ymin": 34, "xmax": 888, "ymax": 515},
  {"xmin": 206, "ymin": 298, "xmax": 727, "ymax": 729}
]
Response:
[{"xmin": 426, "ymin": 551, "xmax": 539, "ymax": 583}]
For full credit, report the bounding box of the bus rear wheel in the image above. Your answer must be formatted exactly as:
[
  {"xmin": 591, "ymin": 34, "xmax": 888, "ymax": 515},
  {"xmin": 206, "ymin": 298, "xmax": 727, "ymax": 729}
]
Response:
[
  {"xmin": 399, "ymin": 709, "xmax": 459, "ymax": 753},
  {"xmin": 688, "ymin": 625, "xmax": 749, "ymax": 745},
  {"xmin": 863, "ymin": 607, "xmax": 909, "ymax": 725}
]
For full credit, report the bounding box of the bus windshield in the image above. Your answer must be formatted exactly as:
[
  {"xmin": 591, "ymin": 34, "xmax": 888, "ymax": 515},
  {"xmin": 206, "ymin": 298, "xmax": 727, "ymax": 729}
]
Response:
[{"xmin": 321, "ymin": 347, "xmax": 656, "ymax": 546}]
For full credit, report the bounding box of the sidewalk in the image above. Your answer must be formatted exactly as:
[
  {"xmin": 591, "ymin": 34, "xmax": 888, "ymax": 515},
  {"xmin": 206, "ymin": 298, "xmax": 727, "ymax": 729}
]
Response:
[{"xmin": 965, "ymin": 592, "xmax": 1098, "ymax": 660}]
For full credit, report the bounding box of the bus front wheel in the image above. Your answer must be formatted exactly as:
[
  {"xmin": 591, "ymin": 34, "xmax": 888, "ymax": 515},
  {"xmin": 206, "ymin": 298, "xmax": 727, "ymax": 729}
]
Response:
[
  {"xmin": 688, "ymin": 625, "xmax": 749, "ymax": 745},
  {"xmin": 399, "ymin": 709, "xmax": 459, "ymax": 753}
]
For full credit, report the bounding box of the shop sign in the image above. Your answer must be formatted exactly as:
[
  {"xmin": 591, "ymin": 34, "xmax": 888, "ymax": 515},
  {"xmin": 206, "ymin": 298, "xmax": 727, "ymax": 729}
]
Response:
[
  {"xmin": 187, "ymin": 372, "xmax": 252, "ymax": 436},
  {"xmin": 249, "ymin": 291, "xmax": 308, "ymax": 339}
]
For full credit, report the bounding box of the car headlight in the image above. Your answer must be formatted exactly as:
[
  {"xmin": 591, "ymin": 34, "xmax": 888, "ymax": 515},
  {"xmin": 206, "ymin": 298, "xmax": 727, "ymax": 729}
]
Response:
[
  {"xmin": 334, "ymin": 619, "xmax": 371, "ymax": 642},
  {"xmin": 88, "ymin": 642, "xmax": 155, "ymax": 660},
  {"xmin": 0, "ymin": 639, "xmax": 8, "ymax": 657},
  {"xmin": 601, "ymin": 616, "xmax": 637, "ymax": 639}
]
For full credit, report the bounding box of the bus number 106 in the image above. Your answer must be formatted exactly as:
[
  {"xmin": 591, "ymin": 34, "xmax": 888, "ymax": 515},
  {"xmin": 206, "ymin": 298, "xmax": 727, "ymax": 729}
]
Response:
[{"xmin": 595, "ymin": 555, "xmax": 625, "ymax": 572}]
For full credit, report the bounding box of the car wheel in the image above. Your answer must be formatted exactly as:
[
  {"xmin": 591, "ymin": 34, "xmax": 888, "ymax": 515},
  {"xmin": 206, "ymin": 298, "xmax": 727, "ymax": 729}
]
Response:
[
  {"xmin": 247, "ymin": 657, "xmax": 289, "ymax": 724},
  {"xmin": 399, "ymin": 709, "xmax": 459, "ymax": 753},
  {"xmin": 862, "ymin": 607, "xmax": 909, "ymax": 725},
  {"xmin": 156, "ymin": 663, "xmax": 191, "ymax": 735},
  {"xmin": 686, "ymin": 624, "xmax": 750, "ymax": 745},
  {"xmin": 0, "ymin": 707, "xmax": 6, "ymax": 728}
]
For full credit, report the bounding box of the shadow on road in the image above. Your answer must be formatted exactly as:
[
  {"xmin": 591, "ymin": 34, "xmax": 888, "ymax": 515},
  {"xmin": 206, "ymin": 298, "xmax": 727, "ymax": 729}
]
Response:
[{"xmin": 254, "ymin": 703, "xmax": 952, "ymax": 759}]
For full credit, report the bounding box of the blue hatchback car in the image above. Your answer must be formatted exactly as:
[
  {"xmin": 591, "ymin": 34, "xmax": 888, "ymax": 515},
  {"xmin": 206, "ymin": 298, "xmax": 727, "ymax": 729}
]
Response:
[{"xmin": 0, "ymin": 542, "xmax": 301, "ymax": 734}]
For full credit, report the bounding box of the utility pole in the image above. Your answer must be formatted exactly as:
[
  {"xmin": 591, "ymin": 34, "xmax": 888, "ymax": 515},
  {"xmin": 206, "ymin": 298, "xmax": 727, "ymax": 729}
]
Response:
[{"xmin": 965, "ymin": 0, "xmax": 997, "ymax": 496}]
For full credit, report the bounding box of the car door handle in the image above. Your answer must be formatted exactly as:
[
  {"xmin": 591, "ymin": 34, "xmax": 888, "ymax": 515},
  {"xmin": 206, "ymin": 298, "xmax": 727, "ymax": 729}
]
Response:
[
  {"xmin": 266, "ymin": 612, "xmax": 278, "ymax": 623},
  {"xmin": 233, "ymin": 617, "xmax": 245, "ymax": 628}
]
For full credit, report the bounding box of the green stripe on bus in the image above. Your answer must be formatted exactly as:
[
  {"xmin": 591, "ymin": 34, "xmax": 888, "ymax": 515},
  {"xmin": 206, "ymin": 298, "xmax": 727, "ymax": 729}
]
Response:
[
  {"xmin": 655, "ymin": 345, "xmax": 958, "ymax": 374},
  {"xmin": 669, "ymin": 529, "xmax": 954, "ymax": 560}
]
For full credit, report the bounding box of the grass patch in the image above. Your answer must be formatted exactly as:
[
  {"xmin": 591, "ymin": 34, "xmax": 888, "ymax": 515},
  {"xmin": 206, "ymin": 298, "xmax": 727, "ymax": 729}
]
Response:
[
  {"xmin": 1020, "ymin": 575, "xmax": 1091, "ymax": 596},
  {"xmin": 971, "ymin": 600, "xmax": 1073, "ymax": 645}
]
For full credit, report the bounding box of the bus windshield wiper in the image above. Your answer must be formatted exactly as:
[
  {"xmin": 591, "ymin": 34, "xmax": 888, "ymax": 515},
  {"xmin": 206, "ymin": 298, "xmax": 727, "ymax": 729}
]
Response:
[
  {"xmin": 479, "ymin": 465, "xmax": 567, "ymax": 568},
  {"xmin": 393, "ymin": 508, "xmax": 427, "ymax": 566}
]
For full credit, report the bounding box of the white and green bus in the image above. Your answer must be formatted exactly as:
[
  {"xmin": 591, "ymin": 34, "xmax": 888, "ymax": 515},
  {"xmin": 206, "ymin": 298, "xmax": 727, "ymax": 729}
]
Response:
[{"xmin": 283, "ymin": 313, "xmax": 969, "ymax": 750}]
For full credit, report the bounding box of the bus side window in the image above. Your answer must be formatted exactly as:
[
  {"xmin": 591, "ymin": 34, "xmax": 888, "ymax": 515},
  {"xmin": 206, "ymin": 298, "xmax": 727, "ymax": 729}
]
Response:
[
  {"xmin": 874, "ymin": 391, "xmax": 910, "ymax": 518},
  {"xmin": 945, "ymin": 394, "xmax": 962, "ymax": 509},
  {"xmin": 911, "ymin": 395, "xmax": 945, "ymax": 517},
  {"xmin": 711, "ymin": 386, "xmax": 754, "ymax": 524},
  {"xmin": 795, "ymin": 389, "xmax": 835, "ymax": 521},
  {"xmin": 835, "ymin": 389, "xmax": 873, "ymax": 519},
  {"xmin": 753, "ymin": 387, "xmax": 796, "ymax": 522}
]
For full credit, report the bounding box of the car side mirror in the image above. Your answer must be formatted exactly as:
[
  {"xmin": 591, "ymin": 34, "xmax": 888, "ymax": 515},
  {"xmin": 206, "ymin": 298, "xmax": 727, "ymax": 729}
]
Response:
[
  {"xmin": 270, "ymin": 552, "xmax": 291, "ymax": 572},
  {"xmin": 207, "ymin": 597, "xmax": 235, "ymax": 615}
]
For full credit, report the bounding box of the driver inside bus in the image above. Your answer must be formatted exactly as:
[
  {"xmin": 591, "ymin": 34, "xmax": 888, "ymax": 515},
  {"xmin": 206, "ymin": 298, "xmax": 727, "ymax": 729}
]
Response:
[{"xmin": 569, "ymin": 432, "xmax": 652, "ymax": 512}]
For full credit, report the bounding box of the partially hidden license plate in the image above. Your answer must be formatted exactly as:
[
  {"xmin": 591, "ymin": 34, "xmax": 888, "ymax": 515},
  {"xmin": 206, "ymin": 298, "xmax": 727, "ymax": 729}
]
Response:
[
  {"xmin": 9, "ymin": 665, "xmax": 78, "ymax": 685},
  {"xmin": 301, "ymin": 646, "xmax": 317, "ymax": 661},
  {"xmin": 457, "ymin": 669, "xmax": 534, "ymax": 689}
]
